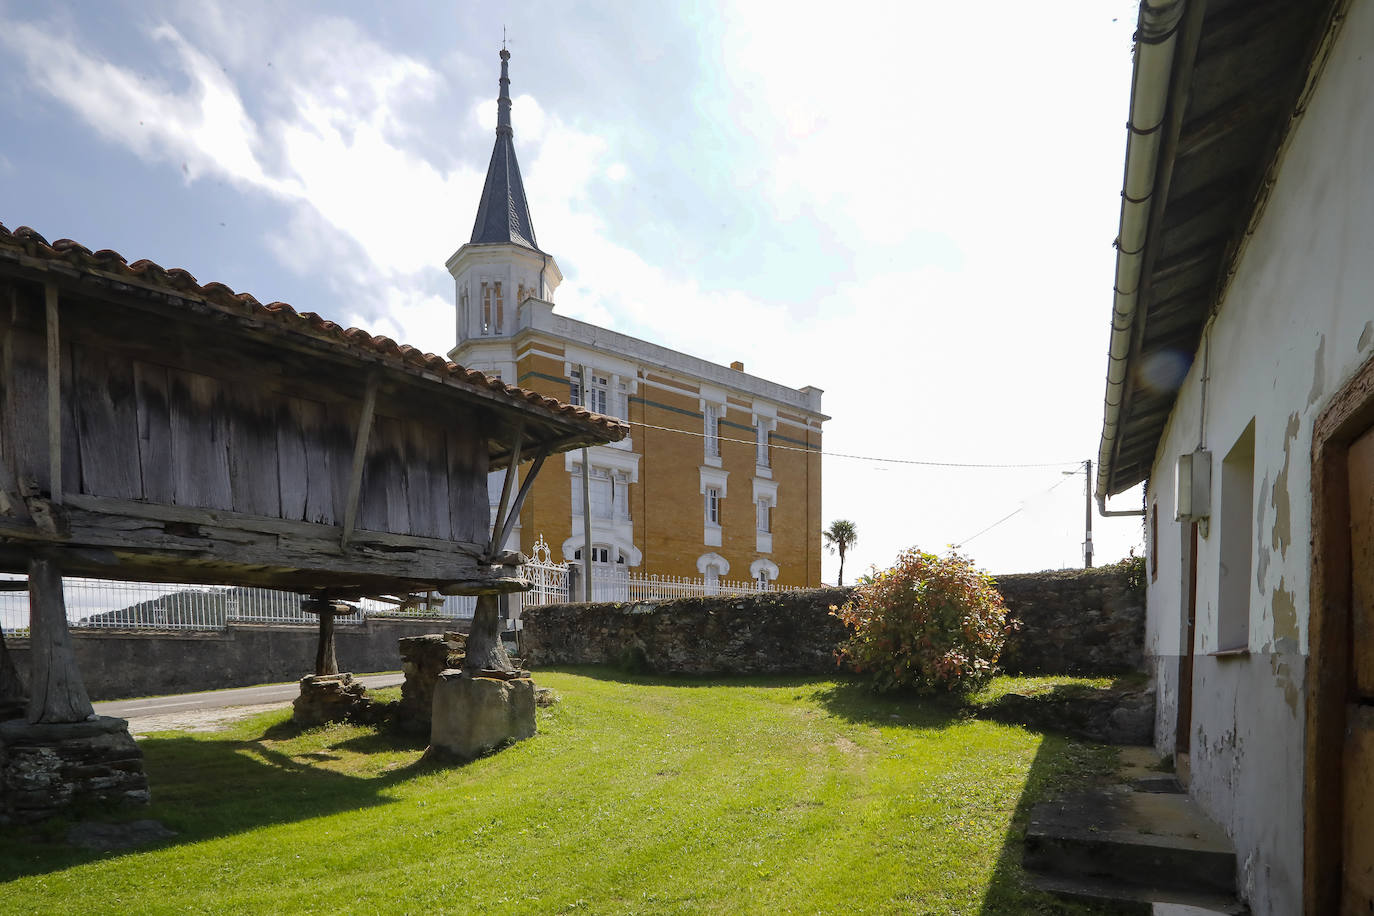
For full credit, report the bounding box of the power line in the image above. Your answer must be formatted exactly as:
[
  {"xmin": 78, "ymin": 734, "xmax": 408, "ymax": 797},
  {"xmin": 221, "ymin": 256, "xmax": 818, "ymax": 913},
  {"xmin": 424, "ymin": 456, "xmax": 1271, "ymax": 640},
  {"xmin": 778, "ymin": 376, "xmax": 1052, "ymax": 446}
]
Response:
[
  {"xmin": 625, "ymin": 419, "xmax": 1081, "ymax": 470},
  {"xmin": 953, "ymin": 472, "xmax": 1081, "ymax": 547}
]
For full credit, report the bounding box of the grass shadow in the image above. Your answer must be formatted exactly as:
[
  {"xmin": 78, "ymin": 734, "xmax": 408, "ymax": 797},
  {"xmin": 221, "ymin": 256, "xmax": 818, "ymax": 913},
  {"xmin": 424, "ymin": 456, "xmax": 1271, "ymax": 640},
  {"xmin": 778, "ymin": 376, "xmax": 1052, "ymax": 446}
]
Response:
[
  {"xmin": 533, "ymin": 664, "xmax": 836, "ymax": 692},
  {"xmin": 0, "ymin": 712, "xmax": 442, "ymax": 884},
  {"xmin": 809, "ymin": 680, "xmax": 963, "ymax": 729},
  {"xmin": 977, "ymin": 736, "xmax": 1136, "ymax": 915}
]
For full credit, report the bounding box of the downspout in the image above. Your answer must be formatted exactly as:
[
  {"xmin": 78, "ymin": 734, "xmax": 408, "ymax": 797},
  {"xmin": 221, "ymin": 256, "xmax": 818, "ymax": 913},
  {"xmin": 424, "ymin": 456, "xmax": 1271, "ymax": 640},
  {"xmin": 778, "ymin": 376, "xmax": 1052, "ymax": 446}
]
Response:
[{"xmin": 1096, "ymin": 0, "xmax": 1187, "ymax": 518}]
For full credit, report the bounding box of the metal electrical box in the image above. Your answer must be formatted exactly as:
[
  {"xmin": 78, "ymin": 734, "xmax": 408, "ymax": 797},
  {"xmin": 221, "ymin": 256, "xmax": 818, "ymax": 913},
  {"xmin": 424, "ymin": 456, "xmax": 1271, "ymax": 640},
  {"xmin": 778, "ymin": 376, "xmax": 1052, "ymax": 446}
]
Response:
[{"xmin": 1174, "ymin": 449, "xmax": 1212, "ymax": 522}]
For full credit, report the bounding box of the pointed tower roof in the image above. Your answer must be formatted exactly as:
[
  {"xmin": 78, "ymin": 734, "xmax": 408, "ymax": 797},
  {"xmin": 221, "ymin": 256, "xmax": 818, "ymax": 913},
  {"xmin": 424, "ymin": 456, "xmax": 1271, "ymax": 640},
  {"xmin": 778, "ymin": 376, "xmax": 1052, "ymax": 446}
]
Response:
[{"xmin": 470, "ymin": 48, "xmax": 539, "ymax": 250}]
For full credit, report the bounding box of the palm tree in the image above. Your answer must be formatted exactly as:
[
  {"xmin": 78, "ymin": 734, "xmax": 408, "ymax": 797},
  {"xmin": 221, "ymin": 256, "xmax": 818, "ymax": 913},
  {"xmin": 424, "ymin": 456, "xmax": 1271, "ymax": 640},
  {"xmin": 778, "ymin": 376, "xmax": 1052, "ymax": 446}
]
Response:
[{"xmin": 823, "ymin": 519, "xmax": 858, "ymax": 586}]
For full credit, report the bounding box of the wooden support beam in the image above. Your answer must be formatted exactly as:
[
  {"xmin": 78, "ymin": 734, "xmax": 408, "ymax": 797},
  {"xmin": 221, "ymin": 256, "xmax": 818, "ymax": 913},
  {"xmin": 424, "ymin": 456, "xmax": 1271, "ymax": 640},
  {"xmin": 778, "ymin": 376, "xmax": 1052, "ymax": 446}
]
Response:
[
  {"xmin": 25, "ymin": 556, "xmax": 94, "ymax": 724},
  {"xmin": 494, "ymin": 441, "xmax": 548, "ymax": 557},
  {"xmin": 0, "ymin": 494, "xmax": 510, "ymax": 595},
  {"xmin": 45, "ymin": 283, "xmax": 62, "ymax": 506},
  {"xmin": 302, "ymin": 598, "xmax": 349, "ymax": 676},
  {"xmin": 462, "ymin": 592, "xmax": 514, "ymax": 675},
  {"xmin": 339, "ymin": 376, "xmax": 379, "ymax": 550},
  {"xmin": 487, "ymin": 421, "xmax": 524, "ymax": 558},
  {"xmin": 0, "ymin": 623, "xmax": 26, "ymax": 718}
]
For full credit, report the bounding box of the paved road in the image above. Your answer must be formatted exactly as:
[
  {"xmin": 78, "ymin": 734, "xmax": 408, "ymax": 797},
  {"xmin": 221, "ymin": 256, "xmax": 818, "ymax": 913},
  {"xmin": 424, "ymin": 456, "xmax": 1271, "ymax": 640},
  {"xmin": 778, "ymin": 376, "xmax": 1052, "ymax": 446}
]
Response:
[{"xmin": 94, "ymin": 673, "xmax": 404, "ymax": 721}]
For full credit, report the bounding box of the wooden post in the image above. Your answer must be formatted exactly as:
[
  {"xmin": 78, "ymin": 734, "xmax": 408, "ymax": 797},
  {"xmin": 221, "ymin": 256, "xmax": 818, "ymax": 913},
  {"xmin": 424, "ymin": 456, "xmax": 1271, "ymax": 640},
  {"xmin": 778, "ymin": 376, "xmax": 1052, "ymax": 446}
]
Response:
[
  {"xmin": 317, "ymin": 614, "xmax": 337, "ymax": 675},
  {"xmin": 494, "ymin": 442, "xmax": 548, "ymax": 555},
  {"xmin": 463, "ymin": 592, "xmax": 514, "ymax": 675},
  {"xmin": 339, "ymin": 377, "xmax": 378, "ymax": 550},
  {"xmin": 488, "ymin": 422, "xmax": 524, "ymax": 557},
  {"xmin": 0, "ymin": 623, "xmax": 27, "ymax": 719},
  {"xmin": 45, "ymin": 283, "xmax": 62, "ymax": 505},
  {"xmin": 26, "ymin": 557, "xmax": 94, "ymax": 724},
  {"xmin": 302, "ymin": 598, "xmax": 347, "ymax": 676}
]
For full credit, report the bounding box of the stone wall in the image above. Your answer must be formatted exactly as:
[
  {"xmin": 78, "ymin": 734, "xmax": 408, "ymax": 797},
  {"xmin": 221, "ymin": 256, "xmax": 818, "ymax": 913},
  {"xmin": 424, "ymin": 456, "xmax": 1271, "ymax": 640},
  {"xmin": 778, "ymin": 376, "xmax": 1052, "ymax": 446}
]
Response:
[
  {"xmin": 521, "ymin": 566, "xmax": 1145, "ymax": 677},
  {"xmin": 996, "ymin": 565, "xmax": 1145, "ymax": 675},
  {"xmin": 6, "ymin": 616, "xmax": 469, "ymax": 701},
  {"xmin": 521, "ymin": 588, "xmax": 852, "ymax": 675}
]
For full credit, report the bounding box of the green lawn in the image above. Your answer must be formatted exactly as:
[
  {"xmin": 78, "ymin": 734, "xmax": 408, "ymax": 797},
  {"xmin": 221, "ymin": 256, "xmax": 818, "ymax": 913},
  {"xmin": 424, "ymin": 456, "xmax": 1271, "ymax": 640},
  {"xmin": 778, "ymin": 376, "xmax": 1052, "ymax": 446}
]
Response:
[{"xmin": 1, "ymin": 672, "xmax": 1122, "ymax": 915}]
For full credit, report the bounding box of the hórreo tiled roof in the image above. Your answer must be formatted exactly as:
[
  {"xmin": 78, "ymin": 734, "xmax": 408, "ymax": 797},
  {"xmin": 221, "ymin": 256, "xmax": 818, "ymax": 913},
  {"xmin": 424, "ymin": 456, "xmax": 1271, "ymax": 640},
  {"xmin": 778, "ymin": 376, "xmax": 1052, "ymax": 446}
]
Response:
[{"xmin": 0, "ymin": 221, "xmax": 626, "ymax": 443}]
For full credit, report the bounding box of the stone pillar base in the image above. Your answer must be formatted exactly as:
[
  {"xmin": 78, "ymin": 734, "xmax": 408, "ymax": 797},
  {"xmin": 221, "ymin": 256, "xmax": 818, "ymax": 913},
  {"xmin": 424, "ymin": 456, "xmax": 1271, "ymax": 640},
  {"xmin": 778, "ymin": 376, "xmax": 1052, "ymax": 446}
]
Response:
[
  {"xmin": 0, "ymin": 716, "xmax": 149, "ymax": 825},
  {"xmin": 292, "ymin": 673, "xmax": 370, "ymax": 726},
  {"xmin": 428, "ymin": 671, "xmax": 535, "ymax": 761},
  {"xmin": 396, "ymin": 633, "xmax": 467, "ymax": 734}
]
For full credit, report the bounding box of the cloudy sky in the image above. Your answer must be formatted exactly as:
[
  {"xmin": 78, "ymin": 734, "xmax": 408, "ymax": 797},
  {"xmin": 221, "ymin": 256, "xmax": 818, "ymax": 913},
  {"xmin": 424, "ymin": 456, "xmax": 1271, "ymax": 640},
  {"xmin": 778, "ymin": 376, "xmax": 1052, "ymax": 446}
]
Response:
[{"xmin": 0, "ymin": 0, "xmax": 1148, "ymax": 583}]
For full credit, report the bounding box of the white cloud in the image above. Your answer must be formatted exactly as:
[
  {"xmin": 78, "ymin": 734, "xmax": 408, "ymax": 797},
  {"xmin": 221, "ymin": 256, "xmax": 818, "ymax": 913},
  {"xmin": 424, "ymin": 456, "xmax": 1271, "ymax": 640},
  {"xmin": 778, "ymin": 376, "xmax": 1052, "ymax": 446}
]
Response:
[
  {"xmin": 0, "ymin": 20, "xmax": 292, "ymax": 194},
  {"xmin": 0, "ymin": 2, "xmax": 1147, "ymax": 577}
]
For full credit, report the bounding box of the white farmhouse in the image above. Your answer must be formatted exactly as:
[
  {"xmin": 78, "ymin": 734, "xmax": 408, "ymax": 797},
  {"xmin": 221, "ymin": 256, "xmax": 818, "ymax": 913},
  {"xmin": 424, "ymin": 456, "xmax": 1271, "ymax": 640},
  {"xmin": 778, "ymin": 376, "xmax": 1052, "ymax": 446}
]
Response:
[{"xmin": 1095, "ymin": 1, "xmax": 1372, "ymax": 913}]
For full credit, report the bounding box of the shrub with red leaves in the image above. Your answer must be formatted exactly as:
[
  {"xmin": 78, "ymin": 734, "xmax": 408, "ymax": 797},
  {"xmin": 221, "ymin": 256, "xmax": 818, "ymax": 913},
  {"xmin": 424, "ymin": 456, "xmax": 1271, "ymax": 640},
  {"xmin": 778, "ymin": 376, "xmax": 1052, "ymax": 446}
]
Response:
[{"xmin": 832, "ymin": 548, "xmax": 1014, "ymax": 694}]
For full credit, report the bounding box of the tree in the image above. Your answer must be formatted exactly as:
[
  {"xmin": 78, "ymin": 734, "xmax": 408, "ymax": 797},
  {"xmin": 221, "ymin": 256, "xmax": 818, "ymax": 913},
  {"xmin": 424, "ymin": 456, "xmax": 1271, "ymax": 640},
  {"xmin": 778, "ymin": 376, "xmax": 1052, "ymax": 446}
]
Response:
[{"xmin": 823, "ymin": 519, "xmax": 858, "ymax": 586}]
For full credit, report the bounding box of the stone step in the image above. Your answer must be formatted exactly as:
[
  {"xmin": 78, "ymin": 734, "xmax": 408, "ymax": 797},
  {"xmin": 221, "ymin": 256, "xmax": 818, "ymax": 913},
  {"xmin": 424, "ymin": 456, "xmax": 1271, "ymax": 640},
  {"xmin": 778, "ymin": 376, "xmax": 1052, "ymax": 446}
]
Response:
[
  {"xmin": 1026, "ymin": 872, "xmax": 1250, "ymax": 914},
  {"xmin": 1117, "ymin": 745, "xmax": 1185, "ymax": 794},
  {"xmin": 1024, "ymin": 789, "xmax": 1237, "ymax": 900}
]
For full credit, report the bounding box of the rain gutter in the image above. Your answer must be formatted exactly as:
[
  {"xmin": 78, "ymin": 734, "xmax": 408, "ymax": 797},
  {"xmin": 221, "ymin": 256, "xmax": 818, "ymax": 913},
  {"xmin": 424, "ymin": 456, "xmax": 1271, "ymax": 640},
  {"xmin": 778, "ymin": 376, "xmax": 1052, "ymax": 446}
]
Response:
[{"xmin": 1096, "ymin": 0, "xmax": 1189, "ymax": 517}]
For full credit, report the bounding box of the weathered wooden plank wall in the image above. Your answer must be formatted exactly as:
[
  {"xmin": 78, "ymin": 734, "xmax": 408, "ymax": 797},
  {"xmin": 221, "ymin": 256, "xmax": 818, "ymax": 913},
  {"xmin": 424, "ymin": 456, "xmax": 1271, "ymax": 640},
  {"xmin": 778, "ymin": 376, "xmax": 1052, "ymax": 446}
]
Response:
[{"xmin": 0, "ymin": 280, "xmax": 492, "ymax": 545}]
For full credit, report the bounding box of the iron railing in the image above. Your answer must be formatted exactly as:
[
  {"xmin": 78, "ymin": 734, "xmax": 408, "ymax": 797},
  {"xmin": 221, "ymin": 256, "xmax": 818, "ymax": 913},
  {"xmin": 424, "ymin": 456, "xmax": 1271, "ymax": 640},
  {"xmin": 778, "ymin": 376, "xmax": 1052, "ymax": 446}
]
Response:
[{"xmin": 0, "ymin": 533, "xmax": 798, "ymax": 635}]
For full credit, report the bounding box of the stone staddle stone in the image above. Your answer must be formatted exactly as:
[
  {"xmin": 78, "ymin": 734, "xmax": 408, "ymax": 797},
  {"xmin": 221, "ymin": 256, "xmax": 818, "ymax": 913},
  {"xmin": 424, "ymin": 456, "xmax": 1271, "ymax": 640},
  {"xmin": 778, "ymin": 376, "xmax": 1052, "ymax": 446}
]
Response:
[
  {"xmin": 429, "ymin": 671, "xmax": 535, "ymax": 761},
  {"xmin": 0, "ymin": 716, "xmax": 148, "ymax": 825}
]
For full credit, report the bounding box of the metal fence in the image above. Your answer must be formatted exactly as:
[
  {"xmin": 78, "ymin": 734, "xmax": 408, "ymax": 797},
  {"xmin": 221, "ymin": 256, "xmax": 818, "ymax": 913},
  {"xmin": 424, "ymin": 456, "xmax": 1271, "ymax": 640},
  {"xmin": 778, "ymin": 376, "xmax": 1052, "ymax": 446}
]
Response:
[
  {"xmin": 516, "ymin": 535, "xmax": 796, "ymax": 611},
  {"xmin": 0, "ymin": 574, "xmax": 474, "ymax": 636},
  {"xmin": 0, "ymin": 534, "xmax": 796, "ymax": 635}
]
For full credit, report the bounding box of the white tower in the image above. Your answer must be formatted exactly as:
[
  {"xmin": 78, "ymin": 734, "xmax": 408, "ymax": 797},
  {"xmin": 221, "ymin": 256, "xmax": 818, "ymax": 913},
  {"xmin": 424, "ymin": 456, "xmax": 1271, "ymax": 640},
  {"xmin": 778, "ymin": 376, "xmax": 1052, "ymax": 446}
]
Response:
[{"xmin": 446, "ymin": 47, "xmax": 562, "ymax": 371}]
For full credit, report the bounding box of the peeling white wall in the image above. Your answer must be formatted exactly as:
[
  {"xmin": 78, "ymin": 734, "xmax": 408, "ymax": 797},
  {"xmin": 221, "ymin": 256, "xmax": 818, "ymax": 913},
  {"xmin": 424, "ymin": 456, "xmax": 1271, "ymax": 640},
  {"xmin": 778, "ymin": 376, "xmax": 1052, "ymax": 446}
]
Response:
[{"xmin": 1141, "ymin": 6, "xmax": 1374, "ymax": 914}]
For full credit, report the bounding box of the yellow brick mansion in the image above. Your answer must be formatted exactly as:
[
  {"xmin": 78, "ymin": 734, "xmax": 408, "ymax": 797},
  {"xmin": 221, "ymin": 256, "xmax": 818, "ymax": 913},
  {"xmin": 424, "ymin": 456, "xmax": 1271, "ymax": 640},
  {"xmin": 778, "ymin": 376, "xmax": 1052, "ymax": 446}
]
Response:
[{"xmin": 449, "ymin": 49, "xmax": 826, "ymax": 589}]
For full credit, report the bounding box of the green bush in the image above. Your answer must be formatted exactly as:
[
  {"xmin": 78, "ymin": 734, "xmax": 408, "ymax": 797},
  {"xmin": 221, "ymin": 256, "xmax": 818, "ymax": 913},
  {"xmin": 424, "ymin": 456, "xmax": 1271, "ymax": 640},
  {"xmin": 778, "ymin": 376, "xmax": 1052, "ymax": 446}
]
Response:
[{"xmin": 832, "ymin": 548, "xmax": 1014, "ymax": 694}]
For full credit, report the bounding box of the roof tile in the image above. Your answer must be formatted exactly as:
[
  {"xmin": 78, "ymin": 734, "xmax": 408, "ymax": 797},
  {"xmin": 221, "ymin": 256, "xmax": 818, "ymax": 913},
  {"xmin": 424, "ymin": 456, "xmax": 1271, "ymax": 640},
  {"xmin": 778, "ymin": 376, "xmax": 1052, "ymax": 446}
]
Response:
[{"xmin": 0, "ymin": 220, "xmax": 627, "ymax": 443}]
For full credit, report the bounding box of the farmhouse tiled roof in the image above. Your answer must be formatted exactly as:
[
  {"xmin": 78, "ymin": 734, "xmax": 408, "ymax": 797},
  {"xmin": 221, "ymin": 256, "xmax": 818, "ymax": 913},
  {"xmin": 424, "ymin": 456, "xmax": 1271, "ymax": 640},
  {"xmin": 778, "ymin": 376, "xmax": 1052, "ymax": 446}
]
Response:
[{"xmin": 0, "ymin": 221, "xmax": 626, "ymax": 443}]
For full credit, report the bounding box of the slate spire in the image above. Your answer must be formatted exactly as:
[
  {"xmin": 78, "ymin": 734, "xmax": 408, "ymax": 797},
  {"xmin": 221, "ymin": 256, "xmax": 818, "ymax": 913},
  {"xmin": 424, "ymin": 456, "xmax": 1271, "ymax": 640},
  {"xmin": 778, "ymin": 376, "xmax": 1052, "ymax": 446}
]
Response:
[{"xmin": 470, "ymin": 48, "xmax": 538, "ymax": 249}]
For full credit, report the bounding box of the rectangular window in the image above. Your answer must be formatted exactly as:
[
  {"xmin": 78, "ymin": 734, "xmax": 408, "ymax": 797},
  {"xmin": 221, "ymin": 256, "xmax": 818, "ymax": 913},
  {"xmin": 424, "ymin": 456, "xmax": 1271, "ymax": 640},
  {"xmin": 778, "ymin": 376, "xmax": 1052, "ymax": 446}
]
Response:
[
  {"xmin": 572, "ymin": 468, "xmax": 613, "ymax": 519},
  {"xmin": 1218, "ymin": 420, "xmax": 1255, "ymax": 651},
  {"xmin": 704, "ymin": 405, "xmax": 721, "ymax": 459},
  {"xmin": 590, "ymin": 474, "xmax": 611, "ymax": 519},
  {"xmin": 614, "ymin": 475, "xmax": 630, "ymax": 520},
  {"xmin": 493, "ymin": 281, "xmax": 504, "ymax": 331},
  {"xmin": 705, "ymin": 486, "xmax": 720, "ymax": 525},
  {"xmin": 480, "ymin": 282, "xmax": 493, "ymax": 335},
  {"xmin": 756, "ymin": 424, "xmax": 770, "ymax": 467},
  {"xmin": 756, "ymin": 497, "xmax": 771, "ymax": 532},
  {"xmin": 569, "ymin": 369, "xmax": 609, "ymax": 414}
]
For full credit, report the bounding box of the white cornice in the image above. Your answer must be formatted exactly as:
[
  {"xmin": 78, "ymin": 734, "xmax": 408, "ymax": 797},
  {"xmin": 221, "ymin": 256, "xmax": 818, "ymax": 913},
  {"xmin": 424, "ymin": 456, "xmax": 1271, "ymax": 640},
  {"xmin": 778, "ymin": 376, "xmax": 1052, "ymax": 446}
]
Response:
[{"xmin": 512, "ymin": 302, "xmax": 827, "ymax": 418}]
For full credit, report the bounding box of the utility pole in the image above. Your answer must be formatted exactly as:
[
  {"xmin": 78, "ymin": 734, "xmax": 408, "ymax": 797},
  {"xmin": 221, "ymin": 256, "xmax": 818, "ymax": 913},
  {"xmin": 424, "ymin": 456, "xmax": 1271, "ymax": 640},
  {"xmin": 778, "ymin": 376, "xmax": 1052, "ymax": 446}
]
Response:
[
  {"xmin": 1083, "ymin": 458, "xmax": 1094, "ymax": 569},
  {"xmin": 579, "ymin": 364, "xmax": 593, "ymax": 601}
]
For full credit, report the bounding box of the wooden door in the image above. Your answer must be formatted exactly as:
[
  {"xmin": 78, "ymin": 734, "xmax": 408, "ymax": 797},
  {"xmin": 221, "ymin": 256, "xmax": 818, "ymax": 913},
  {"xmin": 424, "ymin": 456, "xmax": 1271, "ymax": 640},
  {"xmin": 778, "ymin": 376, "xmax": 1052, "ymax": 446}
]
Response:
[
  {"xmin": 1344, "ymin": 426, "xmax": 1374, "ymax": 912},
  {"xmin": 1176, "ymin": 522, "xmax": 1199, "ymax": 781}
]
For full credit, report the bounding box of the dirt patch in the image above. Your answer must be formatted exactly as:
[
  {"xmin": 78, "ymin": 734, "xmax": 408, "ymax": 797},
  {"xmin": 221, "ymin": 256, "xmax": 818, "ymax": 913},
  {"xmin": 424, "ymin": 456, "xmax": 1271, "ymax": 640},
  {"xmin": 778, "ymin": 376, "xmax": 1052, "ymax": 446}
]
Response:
[{"xmin": 126, "ymin": 702, "xmax": 289, "ymax": 738}]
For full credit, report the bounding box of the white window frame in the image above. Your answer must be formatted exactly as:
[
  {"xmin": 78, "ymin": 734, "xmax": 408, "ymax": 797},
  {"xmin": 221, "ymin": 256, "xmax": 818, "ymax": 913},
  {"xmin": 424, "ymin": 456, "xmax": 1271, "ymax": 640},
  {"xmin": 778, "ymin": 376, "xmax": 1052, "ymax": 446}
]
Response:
[
  {"xmin": 703, "ymin": 403, "xmax": 722, "ymax": 463},
  {"xmin": 750, "ymin": 558, "xmax": 779, "ymax": 589},
  {"xmin": 705, "ymin": 487, "xmax": 721, "ymax": 526},
  {"xmin": 569, "ymin": 368, "xmax": 612, "ymax": 416},
  {"xmin": 480, "ymin": 279, "xmax": 504, "ymax": 336}
]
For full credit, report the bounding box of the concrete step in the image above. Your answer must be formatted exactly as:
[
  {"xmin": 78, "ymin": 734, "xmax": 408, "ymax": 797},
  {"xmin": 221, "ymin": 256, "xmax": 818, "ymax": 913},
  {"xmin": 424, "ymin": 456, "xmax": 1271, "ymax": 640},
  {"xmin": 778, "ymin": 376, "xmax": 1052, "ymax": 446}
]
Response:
[
  {"xmin": 1024, "ymin": 789, "xmax": 1237, "ymax": 900},
  {"xmin": 1117, "ymin": 745, "xmax": 1185, "ymax": 794},
  {"xmin": 1027, "ymin": 872, "xmax": 1250, "ymax": 914}
]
